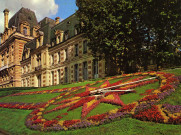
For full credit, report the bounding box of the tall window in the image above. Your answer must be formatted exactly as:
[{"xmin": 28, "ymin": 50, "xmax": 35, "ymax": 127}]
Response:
[
  {"xmin": 51, "ymin": 71, "xmax": 54, "ymax": 85},
  {"xmin": 65, "ymin": 49, "xmax": 68, "ymax": 60},
  {"xmin": 22, "ymin": 67, "xmax": 24, "ymax": 74},
  {"xmin": 51, "ymin": 54, "xmax": 54, "ymax": 65},
  {"xmin": 74, "ymin": 24, "xmax": 80, "ymax": 35},
  {"xmin": 75, "ymin": 44, "xmax": 79, "ymax": 57},
  {"xmin": 58, "ymin": 69, "xmax": 61, "ymax": 84},
  {"xmin": 1, "ymin": 54, "xmax": 4, "ymax": 66},
  {"xmin": 74, "ymin": 64, "xmax": 79, "ymax": 82},
  {"xmin": 7, "ymin": 56, "xmax": 9, "ymax": 65},
  {"xmin": 23, "ymin": 27, "xmax": 27, "ymax": 35},
  {"xmin": 38, "ymin": 75, "xmax": 41, "ymax": 87},
  {"xmin": 58, "ymin": 52, "xmax": 61, "ymax": 63},
  {"xmin": 83, "ymin": 40, "xmax": 88, "ymax": 54},
  {"xmin": 75, "ymin": 28, "xmax": 78, "ymax": 35},
  {"xmin": 64, "ymin": 31, "xmax": 69, "ymax": 40},
  {"xmin": 37, "ymin": 54, "xmax": 41, "ymax": 66},
  {"xmin": 65, "ymin": 67, "xmax": 68, "ymax": 83},
  {"xmin": 93, "ymin": 59, "xmax": 98, "ymax": 79},
  {"xmin": 83, "ymin": 61, "xmax": 88, "ymax": 80}
]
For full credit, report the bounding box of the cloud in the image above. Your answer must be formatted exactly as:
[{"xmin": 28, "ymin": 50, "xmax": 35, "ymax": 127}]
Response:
[{"xmin": 0, "ymin": 0, "xmax": 58, "ymax": 33}]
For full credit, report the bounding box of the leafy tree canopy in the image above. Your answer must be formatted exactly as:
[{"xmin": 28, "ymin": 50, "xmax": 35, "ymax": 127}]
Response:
[{"xmin": 76, "ymin": 0, "xmax": 181, "ymax": 74}]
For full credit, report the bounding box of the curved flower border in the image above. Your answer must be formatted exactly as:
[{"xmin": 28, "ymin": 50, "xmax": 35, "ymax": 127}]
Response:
[
  {"xmin": 0, "ymin": 71, "xmax": 180, "ymax": 131},
  {"xmin": 24, "ymin": 71, "xmax": 181, "ymax": 131}
]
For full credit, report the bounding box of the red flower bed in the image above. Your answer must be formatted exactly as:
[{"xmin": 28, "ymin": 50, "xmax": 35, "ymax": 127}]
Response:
[
  {"xmin": 81, "ymin": 100, "xmax": 100, "ymax": 118},
  {"xmin": 31, "ymin": 109, "xmax": 41, "ymax": 115},
  {"xmin": 160, "ymin": 84, "xmax": 173, "ymax": 92},
  {"xmin": 56, "ymin": 115, "xmax": 63, "ymax": 119},
  {"xmin": 44, "ymin": 120, "xmax": 58, "ymax": 128},
  {"xmin": 63, "ymin": 120, "xmax": 80, "ymax": 127},
  {"xmin": 87, "ymin": 114, "xmax": 107, "ymax": 122},
  {"xmin": 166, "ymin": 77, "xmax": 178, "ymax": 84},
  {"xmin": 168, "ymin": 116, "xmax": 181, "ymax": 124},
  {"xmin": 67, "ymin": 97, "xmax": 95, "ymax": 111},
  {"xmin": 45, "ymin": 102, "xmax": 74, "ymax": 114},
  {"xmin": 32, "ymin": 119, "xmax": 43, "ymax": 124},
  {"xmin": 104, "ymin": 91, "xmax": 125, "ymax": 96},
  {"xmin": 75, "ymin": 91, "xmax": 90, "ymax": 97},
  {"xmin": 100, "ymin": 94, "xmax": 124, "ymax": 106},
  {"xmin": 118, "ymin": 79, "xmax": 158, "ymax": 90},
  {"xmin": 118, "ymin": 103, "xmax": 136, "ymax": 112},
  {"xmin": 30, "ymin": 115, "xmax": 38, "ymax": 121},
  {"xmin": 140, "ymin": 89, "xmax": 155, "ymax": 95},
  {"xmin": 163, "ymin": 73, "xmax": 173, "ymax": 78},
  {"xmin": 133, "ymin": 105, "xmax": 164, "ymax": 123},
  {"xmin": 139, "ymin": 94, "xmax": 158, "ymax": 102}
]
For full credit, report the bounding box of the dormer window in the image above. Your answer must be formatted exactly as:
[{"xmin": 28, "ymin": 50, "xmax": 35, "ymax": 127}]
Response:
[
  {"xmin": 75, "ymin": 28, "xmax": 78, "ymax": 35},
  {"xmin": 64, "ymin": 31, "xmax": 69, "ymax": 40},
  {"xmin": 23, "ymin": 27, "xmax": 27, "ymax": 35},
  {"xmin": 20, "ymin": 21, "xmax": 30, "ymax": 36},
  {"xmin": 74, "ymin": 24, "xmax": 80, "ymax": 35},
  {"xmin": 55, "ymin": 30, "xmax": 64, "ymax": 44}
]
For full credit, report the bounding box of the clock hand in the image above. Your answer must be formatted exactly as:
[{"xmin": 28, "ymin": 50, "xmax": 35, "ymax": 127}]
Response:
[{"xmin": 90, "ymin": 77, "xmax": 157, "ymax": 94}]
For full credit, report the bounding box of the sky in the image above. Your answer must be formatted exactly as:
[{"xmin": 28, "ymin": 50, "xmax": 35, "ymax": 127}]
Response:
[{"xmin": 0, "ymin": 0, "xmax": 78, "ymax": 33}]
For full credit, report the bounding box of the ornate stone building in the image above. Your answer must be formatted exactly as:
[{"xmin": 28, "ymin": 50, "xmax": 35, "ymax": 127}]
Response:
[{"xmin": 0, "ymin": 8, "xmax": 105, "ymax": 88}]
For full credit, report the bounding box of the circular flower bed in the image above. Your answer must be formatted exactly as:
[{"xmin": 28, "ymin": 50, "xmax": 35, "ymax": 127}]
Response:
[{"xmin": 0, "ymin": 71, "xmax": 181, "ymax": 131}]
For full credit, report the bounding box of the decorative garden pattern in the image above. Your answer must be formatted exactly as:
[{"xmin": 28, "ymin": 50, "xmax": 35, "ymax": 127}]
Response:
[{"xmin": 0, "ymin": 71, "xmax": 180, "ymax": 131}]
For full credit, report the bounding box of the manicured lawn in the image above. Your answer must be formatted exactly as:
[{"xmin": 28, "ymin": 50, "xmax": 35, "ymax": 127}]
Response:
[
  {"xmin": 163, "ymin": 68, "xmax": 181, "ymax": 76},
  {"xmin": 0, "ymin": 93, "xmax": 60, "ymax": 103},
  {"xmin": 121, "ymin": 82, "xmax": 159, "ymax": 104},
  {"xmin": 0, "ymin": 108, "xmax": 180, "ymax": 135},
  {"xmin": 86, "ymin": 103, "xmax": 120, "ymax": 118}
]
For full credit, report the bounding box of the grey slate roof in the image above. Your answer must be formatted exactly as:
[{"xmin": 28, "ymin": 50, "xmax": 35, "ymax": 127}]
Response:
[{"xmin": 8, "ymin": 7, "xmax": 38, "ymax": 33}]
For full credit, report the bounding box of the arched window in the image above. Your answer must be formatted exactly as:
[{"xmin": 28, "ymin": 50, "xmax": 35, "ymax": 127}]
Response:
[{"xmin": 23, "ymin": 27, "xmax": 27, "ymax": 35}]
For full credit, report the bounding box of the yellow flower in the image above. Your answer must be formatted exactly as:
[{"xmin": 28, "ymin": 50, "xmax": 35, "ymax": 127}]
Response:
[
  {"xmin": 104, "ymin": 95, "xmax": 114, "ymax": 100},
  {"xmin": 37, "ymin": 112, "xmax": 42, "ymax": 116},
  {"xmin": 142, "ymin": 73, "xmax": 148, "ymax": 75},
  {"xmin": 63, "ymin": 127, "xmax": 68, "ymax": 130},
  {"xmin": 39, "ymin": 108, "xmax": 45, "ymax": 111},
  {"xmin": 87, "ymin": 99, "xmax": 97, "ymax": 108},
  {"xmin": 48, "ymin": 100, "xmax": 55, "ymax": 103},
  {"xmin": 38, "ymin": 116, "xmax": 42, "ymax": 119},
  {"xmin": 149, "ymin": 72, "xmax": 156, "ymax": 76},
  {"xmin": 130, "ymin": 102, "xmax": 138, "ymax": 114},
  {"xmin": 109, "ymin": 109, "xmax": 118, "ymax": 114},
  {"xmin": 41, "ymin": 119, "xmax": 46, "ymax": 122},
  {"xmin": 153, "ymin": 89, "xmax": 161, "ymax": 94},
  {"xmin": 58, "ymin": 120, "xmax": 64, "ymax": 126},
  {"xmin": 65, "ymin": 92, "xmax": 70, "ymax": 95}
]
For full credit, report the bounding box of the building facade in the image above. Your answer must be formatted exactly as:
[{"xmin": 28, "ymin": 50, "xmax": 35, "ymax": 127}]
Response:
[{"xmin": 0, "ymin": 8, "xmax": 105, "ymax": 88}]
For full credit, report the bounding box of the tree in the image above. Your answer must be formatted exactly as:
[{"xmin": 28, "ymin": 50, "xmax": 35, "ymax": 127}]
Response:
[{"xmin": 76, "ymin": 0, "xmax": 181, "ymax": 74}]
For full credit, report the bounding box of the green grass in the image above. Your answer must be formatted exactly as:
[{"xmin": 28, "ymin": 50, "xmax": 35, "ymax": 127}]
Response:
[
  {"xmin": 0, "ymin": 108, "xmax": 180, "ymax": 135},
  {"xmin": 162, "ymin": 68, "xmax": 181, "ymax": 76},
  {"xmin": 44, "ymin": 107, "xmax": 82, "ymax": 120},
  {"xmin": 0, "ymin": 93, "xmax": 60, "ymax": 103},
  {"xmin": 0, "ymin": 68, "xmax": 181, "ymax": 135},
  {"xmin": 86, "ymin": 103, "xmax": 120, "ymax": 118},
  {"xmin": 121, "ymin": 82, "xmax": 160, "ymax": 104}
]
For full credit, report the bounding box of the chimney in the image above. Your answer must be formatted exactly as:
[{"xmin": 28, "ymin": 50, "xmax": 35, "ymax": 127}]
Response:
[
  {"xmin": 3, "ymin": 9, "xmax": 9, "ymax": 30},
  {"xmin": 55, "ymin": 17, "xmax": 60, "ymax": 25}
]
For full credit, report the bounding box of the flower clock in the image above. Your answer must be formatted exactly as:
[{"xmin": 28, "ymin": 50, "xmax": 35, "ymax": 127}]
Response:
[{"xmin": 0, "ymin": 71, "xmax": 181, "ymax": 131}]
